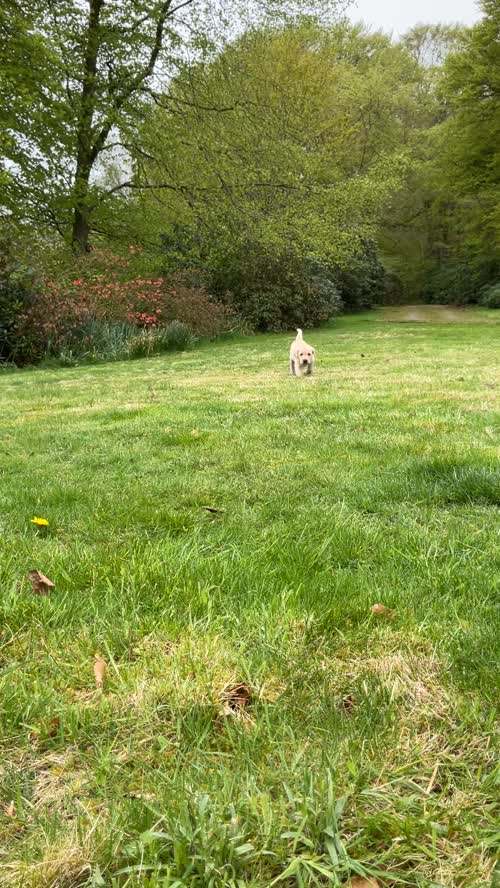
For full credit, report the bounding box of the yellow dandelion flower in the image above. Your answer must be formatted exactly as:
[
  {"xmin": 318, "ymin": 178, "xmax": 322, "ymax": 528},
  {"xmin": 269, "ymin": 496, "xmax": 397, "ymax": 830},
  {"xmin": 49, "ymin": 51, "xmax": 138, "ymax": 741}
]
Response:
[{"xmin": 31, "ymin": 516, "xmax": 49, "ymax": 527}]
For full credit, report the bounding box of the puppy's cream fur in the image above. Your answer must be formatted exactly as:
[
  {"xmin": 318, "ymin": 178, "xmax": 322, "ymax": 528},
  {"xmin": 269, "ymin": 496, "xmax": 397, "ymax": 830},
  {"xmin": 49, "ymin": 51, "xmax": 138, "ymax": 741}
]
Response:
[{"xmin": 289, "ymin": 328, "xmax": 315, "ymax": 376}]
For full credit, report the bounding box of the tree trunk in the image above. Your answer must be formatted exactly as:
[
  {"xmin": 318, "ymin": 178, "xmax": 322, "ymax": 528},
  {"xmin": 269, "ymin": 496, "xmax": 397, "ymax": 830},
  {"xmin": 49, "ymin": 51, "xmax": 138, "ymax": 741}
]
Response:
[
  {"xmin": 72, "ymin": 203, "xmax": 92, "ymax": 254},
  {"xmin": 71, "ymin": 0, "xmax": 104, "ymax": 253}
]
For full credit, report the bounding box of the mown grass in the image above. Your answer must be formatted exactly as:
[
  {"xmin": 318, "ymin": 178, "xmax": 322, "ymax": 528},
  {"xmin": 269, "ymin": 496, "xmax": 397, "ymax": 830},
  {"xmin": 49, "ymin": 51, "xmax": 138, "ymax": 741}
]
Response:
[{"xmin": 0, "ymin": 310, "xmax": 499, "ymax": 888}]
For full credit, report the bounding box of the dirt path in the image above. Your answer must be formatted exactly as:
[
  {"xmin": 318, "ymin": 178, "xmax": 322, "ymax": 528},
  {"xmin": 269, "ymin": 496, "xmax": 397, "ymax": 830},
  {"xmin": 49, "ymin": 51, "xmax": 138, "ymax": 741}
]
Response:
[{"xmin": 381, "ymin": 304, "xmax": 470, "ymax": 323}]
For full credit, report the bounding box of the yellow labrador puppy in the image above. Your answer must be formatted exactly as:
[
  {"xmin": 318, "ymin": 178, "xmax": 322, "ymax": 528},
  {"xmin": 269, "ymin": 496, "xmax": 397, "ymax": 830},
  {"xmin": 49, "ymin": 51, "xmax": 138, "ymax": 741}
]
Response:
[{"xmin": 289, "ymin": 328, "xmax": 316, "ymax": 377}]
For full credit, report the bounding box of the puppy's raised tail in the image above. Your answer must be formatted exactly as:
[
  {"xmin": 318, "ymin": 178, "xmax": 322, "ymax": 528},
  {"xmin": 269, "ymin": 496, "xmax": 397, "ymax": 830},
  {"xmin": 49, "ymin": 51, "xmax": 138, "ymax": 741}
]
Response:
[{"xmin": 296, "ymin": 328, "xmax": 303, "ymax": 340}]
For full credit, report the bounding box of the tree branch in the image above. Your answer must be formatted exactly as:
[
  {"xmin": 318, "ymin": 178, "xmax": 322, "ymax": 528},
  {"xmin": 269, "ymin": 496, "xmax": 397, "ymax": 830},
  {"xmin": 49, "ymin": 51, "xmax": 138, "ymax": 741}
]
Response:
[
  {"xmin": 99, "ymin": 180, "xmax": 331, "ymax": 202},
  {"xmin": 98, "ymin": 179, "xmax": 182, "ymax": 201},
  {"xmin": 46, "ymin": 207, "xmax": 67, "ymax": 239},
  {"xmin": 139, "ymin": 85, "xmax": 239, "ymax": 113},
  {"xmin": 90, "ymin": 1, "xmax": 177, "ymax": 166},
  {"xmin": 169, "ymin": 0, "xmax": 196, "ymax": 16}
]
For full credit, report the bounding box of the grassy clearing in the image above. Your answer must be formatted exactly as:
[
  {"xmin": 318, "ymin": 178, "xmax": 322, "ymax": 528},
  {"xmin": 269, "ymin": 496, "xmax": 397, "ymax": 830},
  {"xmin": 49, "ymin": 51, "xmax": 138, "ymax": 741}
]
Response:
[{"xmin": 0, "ymin": 310, "xmax": 499, "ymax": 888}]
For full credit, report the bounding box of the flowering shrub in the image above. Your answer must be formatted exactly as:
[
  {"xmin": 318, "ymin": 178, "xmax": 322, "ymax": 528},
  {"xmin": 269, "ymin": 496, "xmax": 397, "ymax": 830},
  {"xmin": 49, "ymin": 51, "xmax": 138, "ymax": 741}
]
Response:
[
  {"xmin": 162, "ymin": 273, "xmax": 237, "ymax": 338},
  {"xmin": 15, "ymin": 249, "xmax": 236, "ymax": 364}
]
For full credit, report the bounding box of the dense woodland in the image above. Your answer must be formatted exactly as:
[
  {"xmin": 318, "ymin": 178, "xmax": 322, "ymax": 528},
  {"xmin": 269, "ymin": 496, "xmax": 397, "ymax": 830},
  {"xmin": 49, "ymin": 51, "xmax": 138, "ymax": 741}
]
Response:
[{"xmin": 1, "ymin": 0, "xmax": 499, "ymax": 364}]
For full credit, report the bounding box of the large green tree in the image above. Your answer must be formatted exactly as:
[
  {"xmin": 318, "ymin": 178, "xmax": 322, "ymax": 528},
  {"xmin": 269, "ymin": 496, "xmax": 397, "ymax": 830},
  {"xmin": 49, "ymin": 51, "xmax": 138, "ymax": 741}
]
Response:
[
  {"xmin": 437, "ymin": 0, "xmax": 500, "ymax": 261},
  {"xmin": 386, "ymin": 3, "xmax": 500, "ymax": 302},
  {"xmin": 0, "ymin": 0, "xmax": 339, "ymax": 253},
  {"xmin": 130, "ymin": 21, "xmax": 412, "ymax": 271}
]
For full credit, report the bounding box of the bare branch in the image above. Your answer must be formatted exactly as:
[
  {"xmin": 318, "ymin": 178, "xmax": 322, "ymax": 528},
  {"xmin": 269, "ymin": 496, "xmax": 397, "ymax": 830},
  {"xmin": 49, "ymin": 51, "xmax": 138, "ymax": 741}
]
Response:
[{"xmin": 169, "ymin": 0, "xmax": 196, "ymax": 17}]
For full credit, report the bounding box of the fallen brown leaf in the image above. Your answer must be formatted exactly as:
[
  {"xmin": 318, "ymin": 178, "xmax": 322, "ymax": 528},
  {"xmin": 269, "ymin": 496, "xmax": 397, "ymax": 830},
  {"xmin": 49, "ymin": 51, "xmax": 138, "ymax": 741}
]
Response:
[
  {"xmin": 350, "ymin": 877, "xmax": 380, "ymax": 888},
  {"xmin": 6, "ymin": 801, "xmax": 16, "ymax": 818},
  {"xmin": 94, "ymin": 654, "xmax": 106, "ymax": 689},
  {"xmin": 370, "ymin": 603, "xmax": 395, "ymax": 618},
  {"xmin": 28, "ymin": 569, "xmax": 55, "ymax": 595},
  {"xmin": 48, "ymin": 716, "xmax": 60, "ymax": 737},
  {"xmin": 341, "ymin": 694, "xmax": 356, "ymax": 713},
  {"xmin": 222, "ymin": 682, "xmax": 252, "ymax": 712}
]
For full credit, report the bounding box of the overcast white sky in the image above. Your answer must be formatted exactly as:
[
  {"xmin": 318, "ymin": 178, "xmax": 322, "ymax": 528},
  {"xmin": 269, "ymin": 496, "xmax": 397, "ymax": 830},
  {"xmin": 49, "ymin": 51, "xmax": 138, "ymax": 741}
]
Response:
[{"xmin": 349, "ymin": 0, "xmax": 481, "ymax": 36}]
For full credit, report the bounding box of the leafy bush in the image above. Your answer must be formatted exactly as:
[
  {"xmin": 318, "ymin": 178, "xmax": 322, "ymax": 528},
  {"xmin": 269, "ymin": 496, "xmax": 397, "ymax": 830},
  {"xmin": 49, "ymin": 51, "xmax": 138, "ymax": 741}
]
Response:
[
  {"xmin": 334, "ymin": 240, "xmax": 389, "ymax": 311},
  {"xmin": 381, "ymin": 271, "xmax": 404, "ymax": 305},
  {"xmin": 208, "ymin": 242, "xmax": 342, "ymax": 332},
  {"xmin": 424, "ymin": 262, "xmax": 478, "ymax": 305},
  {"xmin": 424, "ymin": 258, "xmax": 499, "ymax": 307},
  {"xmin": 478, "ymin": 282, "xmax": 500, "ymax": 309},
  {"xmin": 170, "ymin": 229, "xmax": 394, "ymax": 328},
  {"xmin": 161, "ymin": 222, "xmax": 398, "ymax": 325}
]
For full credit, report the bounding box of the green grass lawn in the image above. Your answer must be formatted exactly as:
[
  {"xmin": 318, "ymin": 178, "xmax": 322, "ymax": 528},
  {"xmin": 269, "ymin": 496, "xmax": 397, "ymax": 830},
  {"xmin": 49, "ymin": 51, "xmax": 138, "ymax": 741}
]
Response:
[{"xmin": 0, "ymin": 310, "xmax": 499, "ymax": 888}]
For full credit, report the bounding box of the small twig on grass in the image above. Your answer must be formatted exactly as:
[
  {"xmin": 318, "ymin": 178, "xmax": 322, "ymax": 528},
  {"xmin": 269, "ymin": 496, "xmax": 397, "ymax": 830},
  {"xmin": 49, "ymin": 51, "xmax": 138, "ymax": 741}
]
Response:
[{"xmin": 425, "ymin": 762, "xmax": 440, "ymax": 795}]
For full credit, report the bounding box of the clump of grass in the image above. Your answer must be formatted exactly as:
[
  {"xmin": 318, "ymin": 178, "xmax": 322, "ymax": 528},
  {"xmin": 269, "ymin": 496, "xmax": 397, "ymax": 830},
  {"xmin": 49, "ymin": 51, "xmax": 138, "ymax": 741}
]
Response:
[
  {"xmin": 127, "ymin": 320, "xmax": 194, "ymax": 358},
  {"xmin": 43, "ymin": 318, "xmax": 195, "ymax": 366}
]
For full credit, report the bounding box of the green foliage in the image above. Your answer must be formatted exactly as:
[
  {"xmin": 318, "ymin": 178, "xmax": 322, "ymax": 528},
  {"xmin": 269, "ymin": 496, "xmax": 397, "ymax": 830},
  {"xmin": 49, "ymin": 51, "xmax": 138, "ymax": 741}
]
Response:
[
  {"xmin": 0, "ymin": 233, "xmax": 38, "ymax": 362},
  {"xmin": 432, "ymin": 0, "xmax": 500, "ymax": 302},
  {"xmin": 440, "ymin": 0, "xmax": 500, "ymax": 196},
  {"xmin": 423, "ymin": 260, "xmax": 488, "ymax": 306},
  {"xmin": 478, "ymin": 282, "xmax": 500, "ymax": 309},
  {"xmin": 385, "ymin": 2, "xmax": 499, "ymax": 305},
  {"xmin": 207, "ymin": 241, "xmax": 342, "ymax": 331},
  {"xmin": 334, "ymin": 240, "xmax": 390, "ymax": 311},
  {"xmin": 402, "ymin": 22, "xmax": 466, "ymax": 70},
  {"xmin": 1, "ymin": 2, "xmax": 498, "ymax": 329},
  {"xmin": 0, "ymin": 0, "xmax": 344, "ymax": 253},
  {"xmin": 204, "ymin": 234, "xmax": 392, "ymax": 328},
  {"xmin": 135, "ymin": 22, "xmax": 408, "ymax": 278}
]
